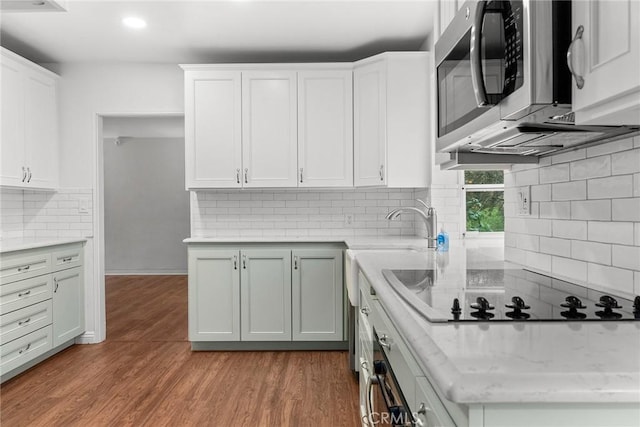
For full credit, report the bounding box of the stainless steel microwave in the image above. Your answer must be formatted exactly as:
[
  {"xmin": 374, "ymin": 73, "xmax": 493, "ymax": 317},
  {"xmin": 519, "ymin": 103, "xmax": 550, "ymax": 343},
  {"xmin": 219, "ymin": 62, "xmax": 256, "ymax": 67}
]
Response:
[{"xmin": 435, "ymin": 0, "xmax": 575, "ymax": 156}]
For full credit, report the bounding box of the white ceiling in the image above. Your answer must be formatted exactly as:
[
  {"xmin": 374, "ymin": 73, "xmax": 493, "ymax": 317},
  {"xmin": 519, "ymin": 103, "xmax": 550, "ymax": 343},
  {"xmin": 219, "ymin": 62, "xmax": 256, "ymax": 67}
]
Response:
[{"xmin": 0, "ymin": 0, "xmax": 436, "ymax": 64}]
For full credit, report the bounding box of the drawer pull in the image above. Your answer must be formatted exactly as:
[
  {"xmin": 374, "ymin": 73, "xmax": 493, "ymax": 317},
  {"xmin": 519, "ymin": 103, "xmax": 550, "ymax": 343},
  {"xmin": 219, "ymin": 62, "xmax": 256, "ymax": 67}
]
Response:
[
  {"xmin": 17, "ymin": 265, "xmax": 31, "ymax": 272},
  {"xmin": 378, "ymin": 334, "xmax": 391, "ymax": 349},
  {"xmin": 19, "ymin": 343, "xmax": 31, "ymax": 354},
  {"xmin": 62, "ymin": 257, "xmax": 73, "ymax": 262},
  {"xmin": 54, "ymin": 277, "xmax": 59, "ymax": 293},
  {"xmin": 18, "ymin": 318, "xmax": 32, "ymax": 326},
  {"xmin": 18, "ymin": 290, "xmax": 31, "ymax": 297},
  {"xmin": 360, "ymin": 306, "xmax": 370, "ymax": 316}
]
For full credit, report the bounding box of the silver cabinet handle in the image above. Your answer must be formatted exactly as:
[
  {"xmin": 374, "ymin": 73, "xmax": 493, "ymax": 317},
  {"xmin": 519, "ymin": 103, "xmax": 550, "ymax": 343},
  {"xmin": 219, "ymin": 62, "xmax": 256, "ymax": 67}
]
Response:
[
  {"xmin": 233, "ymin": 255, "xmax": 238, "ymax": 270},
  {"xmin": 18, "ymin": 343, "xmax": 31, "ymax": 354},
  {"xmin": 242, "ymin": 255, "xmax": 247, "ymax": 269},
  {"xmin": 567, "ymin": 25, "xmax": 585, "ymax": 89},
  {"xmin": 17, "ymin": 265, "xmax": 30, "ymax": 272},
  {"xmin": 360, "ymin": 359, "xmax": 369, "ymax": 373},
  {"xmin": 379, "ymin": 164, "xmax": 384, "ymax": 181},
  {"xmin": 414, "ymin": 402, "xmax": 431, "ymax": 427},
  {"xmin": 62, "ymin": 257, "xmax": 72, "ymax": 263},
  {"xmin": 22, "ymin": 166, "xmax": 27, "ymax": 182},
  {"xmin": 299, "ymin": 168, "xmax": 304, "ymax": 183},
  {"xmin": 360, "ymin": 306, "xmax": 370, "ymax": 316},
  {"xmin": 27, "ymin": 167, "xmax": 32, "ymax": 183},
  {"xmin": 293, "ymin": 256, "xmax": 298, "ymax": 270},
  {"xmin": 236, "ymin": 169, "xmax": 240, "ymax": 184},
  {"xmin": 54, "ymin": 277, "xmax": 59, "ymax": 293},
  {"xmin": 244, "ymin": 168, "xmax": 248, "ymax": 184},
  {"xmin": 18, "ymin": 317, "xmax": 31, "ymax": 326},
  {"xmin": 18, "ymin": 290, "xmax": 31, "ymax": 297},
  {"xmin": 378, "ymin": 334, "xmax": 391, "ymax": 349}
]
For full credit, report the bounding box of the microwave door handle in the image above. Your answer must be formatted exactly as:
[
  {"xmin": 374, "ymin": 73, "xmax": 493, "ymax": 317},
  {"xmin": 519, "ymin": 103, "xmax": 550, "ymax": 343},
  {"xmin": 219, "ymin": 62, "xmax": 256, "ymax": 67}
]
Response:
[{"xmin": 470, "ymin": 0, "xmax": 490, "ymax": 107}]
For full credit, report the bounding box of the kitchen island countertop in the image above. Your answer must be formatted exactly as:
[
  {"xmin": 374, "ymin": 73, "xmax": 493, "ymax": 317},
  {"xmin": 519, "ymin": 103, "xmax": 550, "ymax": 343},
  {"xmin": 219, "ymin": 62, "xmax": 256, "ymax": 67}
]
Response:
[
  {"xmin": 355, "ymin": 243, "xmax": 640, "ymax": 404},
  {"xmin": 0, "ymin": 237, "xmax": 87, "ymax": 254}
]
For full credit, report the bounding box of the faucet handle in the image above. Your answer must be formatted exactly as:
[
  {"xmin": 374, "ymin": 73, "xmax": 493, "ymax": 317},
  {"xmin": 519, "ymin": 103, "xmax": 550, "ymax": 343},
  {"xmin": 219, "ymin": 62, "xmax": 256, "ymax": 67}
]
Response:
[{"xmin": 415, "ymin": 199, "xmax": 430, "ymax": 210}]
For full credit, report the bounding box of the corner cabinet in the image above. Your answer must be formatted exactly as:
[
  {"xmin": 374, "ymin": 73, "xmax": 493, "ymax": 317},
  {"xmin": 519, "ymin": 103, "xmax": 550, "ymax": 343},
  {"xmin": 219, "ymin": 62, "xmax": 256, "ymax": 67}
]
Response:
[
  {"xmin": 0, "ymin": 242, "xmax": 85, "ymax": 382},
  {"xmin": 187, "ymin": 243, "xmax": 345, "ymax": 348},
  {"xmin": 0, "ymin": 47, "xmax": 59, "ymax": 190},
  {"xmin": 353, "ymin": 53, "xmax": 432, "ymax": 188},
  {"xmin": 569, "ymin": 0, "xmax": 640, "ymax": 126},
  {"xmin": 182, "ymin": 64, "xmax": 353, "ymax": 189}
]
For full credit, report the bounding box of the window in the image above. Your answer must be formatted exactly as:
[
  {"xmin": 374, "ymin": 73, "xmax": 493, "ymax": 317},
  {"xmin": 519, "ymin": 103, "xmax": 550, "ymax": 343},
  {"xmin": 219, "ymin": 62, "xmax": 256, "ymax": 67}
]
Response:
[{"xmin": 463, "ymin": 171, "xmax": 504, "ymax": 234}]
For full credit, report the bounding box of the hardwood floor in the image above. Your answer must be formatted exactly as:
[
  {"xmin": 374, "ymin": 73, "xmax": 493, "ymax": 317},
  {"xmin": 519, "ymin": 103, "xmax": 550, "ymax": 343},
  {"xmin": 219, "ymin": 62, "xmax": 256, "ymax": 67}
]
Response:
[{"xmin": 0, "ymin": 275, "xmax": 361, "ymax": 426}]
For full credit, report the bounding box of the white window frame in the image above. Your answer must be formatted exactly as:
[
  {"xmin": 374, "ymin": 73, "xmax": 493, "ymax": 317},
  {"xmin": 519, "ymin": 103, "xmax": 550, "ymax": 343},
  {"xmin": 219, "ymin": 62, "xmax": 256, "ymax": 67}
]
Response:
[{"xmin": 461, "ymin": 174, "xmax": 505, "ymax": 239}]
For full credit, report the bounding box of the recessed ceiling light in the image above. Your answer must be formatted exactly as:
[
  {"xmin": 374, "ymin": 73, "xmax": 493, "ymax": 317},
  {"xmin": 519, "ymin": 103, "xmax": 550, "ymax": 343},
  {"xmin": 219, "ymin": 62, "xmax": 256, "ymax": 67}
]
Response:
[{"xmin": 122, "ymin": 16, "xmax": 147, "ymax": 29}]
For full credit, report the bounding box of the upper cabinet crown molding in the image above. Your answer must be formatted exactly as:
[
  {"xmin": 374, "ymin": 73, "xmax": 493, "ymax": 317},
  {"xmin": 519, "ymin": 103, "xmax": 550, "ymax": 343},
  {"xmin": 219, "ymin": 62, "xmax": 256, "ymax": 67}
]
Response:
[
  {"xmin": 1, "ymin": 47, "xmax": 59, "ymax": 190},
  {"xmin": 570, "ymin": 0, "xmax": 640, "ymax": 126}
]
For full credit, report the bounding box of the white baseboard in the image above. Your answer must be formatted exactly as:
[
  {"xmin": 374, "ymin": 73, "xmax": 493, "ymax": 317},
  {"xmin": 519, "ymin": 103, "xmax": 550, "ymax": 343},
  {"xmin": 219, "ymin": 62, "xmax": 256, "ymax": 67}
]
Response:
[
  {"xmin": 105, "ymin": 270, "xmax": 187, "ymax": 275},
  {"xmin": 76, "ymin": 331, "xmax": 101, "ymax": 344}
]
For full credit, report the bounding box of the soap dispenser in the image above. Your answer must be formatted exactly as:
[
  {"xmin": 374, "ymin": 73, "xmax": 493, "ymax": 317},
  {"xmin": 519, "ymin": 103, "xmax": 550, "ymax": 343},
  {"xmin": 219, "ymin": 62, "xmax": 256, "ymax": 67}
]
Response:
[{"xmin": 437, "ymin": 227, "xmax": 449, "ymax": 252}]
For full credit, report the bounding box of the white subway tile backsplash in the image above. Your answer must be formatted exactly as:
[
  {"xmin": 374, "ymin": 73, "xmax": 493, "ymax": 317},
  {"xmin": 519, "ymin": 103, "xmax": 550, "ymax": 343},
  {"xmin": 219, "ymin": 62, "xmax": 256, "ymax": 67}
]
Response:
[
  {"xmin": 611, "ymin": 149, "xmax": 640, "ymax": 175},
  {"xmin": 612, "ymin": 198, "xmax": 640, "ymax": 221},
  {"xmin": 634, "ymin": 173, "xmax": 640, "ymax": 197},
  {"xmin": 539, "ymin": 164, "xmax": 570, "ymax": 184},
  {"xmin": 525, "ymin": 251, "xmax": 551, "ymax": 272},
  {"xmin": 587, "ymin": 263, "xmax": 634, "ymax": 294},
  {"xmin": 612, "ymin": 245, "xmax": 640, "ymax": 270},
  {"xmin": 539, "ymin": 237, "xmax": 571, "ymax": 257},
  {"xmin": 531, "ymin": 184, "xmax": 551, "ymax": 202},
  {"xmin": 586, "ymin": 136, "xmax": 634, "ymax": 156},
  {"xmin": 552, "ymin": 181, "xmax": 586, "ymax": 201},
  {"xmin": 513, "ymin": 168, "xmax": 539, "ymax": 186},
  {"xmin": 552, "ymin": 256, "xmax": 587, "ymax": 283},
  {"xmin": 552, "ymin": 220, "xmax": 587, "ymax": 240},
  {"xmin": 588, "ymin": 221, "xmax": 634, "ymax": 245},
  {"xmin": 539, "ymin": 202, "xmax": 571, "ymax": 219},
  {"xmin": 570, "ymin": 156, "xmax": 611, "ymax": 181},
  {"xmin": 551, "ymin": 148, "xmax": 586, "ymax": 164},
  {"xmin": 571, "ymin": 200, "xmax": 611, "ymax": 221},
  {"xmin": 571, "ymin": 240, "xmax": 611, "ymax": 265},
  {"xmin": 587, "ymin": 175, "xmax": 633, "ymax": 199}
]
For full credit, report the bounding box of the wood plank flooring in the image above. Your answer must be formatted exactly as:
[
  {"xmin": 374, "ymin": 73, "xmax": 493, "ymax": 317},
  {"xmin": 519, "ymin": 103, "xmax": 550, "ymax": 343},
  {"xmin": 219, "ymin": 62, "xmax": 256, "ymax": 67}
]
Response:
[{"xmin": 0, "ymin": 275, "xmax": 360, "ymax": 426}]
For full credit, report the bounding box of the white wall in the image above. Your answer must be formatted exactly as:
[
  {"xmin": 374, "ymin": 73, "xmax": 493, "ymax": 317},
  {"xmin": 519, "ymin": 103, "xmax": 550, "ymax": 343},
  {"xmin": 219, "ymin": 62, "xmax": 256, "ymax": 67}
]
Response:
[
  {"xmin": 54, "ymin": 63, "xmax": 184, "ymax": 342},
  {"xmin": 104, "ymin": 137, "xmax": 189, "ymax": 274},
  {"xmin": 504, "ymin": 135, "xmax": 640, "ymax": 297}
]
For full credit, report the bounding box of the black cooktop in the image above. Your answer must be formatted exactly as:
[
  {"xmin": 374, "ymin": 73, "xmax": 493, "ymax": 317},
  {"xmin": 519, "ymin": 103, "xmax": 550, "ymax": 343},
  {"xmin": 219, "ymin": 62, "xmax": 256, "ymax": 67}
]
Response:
[{"xmin": 384, "ymin": 268, "xmax": 640, "ymax": 322}]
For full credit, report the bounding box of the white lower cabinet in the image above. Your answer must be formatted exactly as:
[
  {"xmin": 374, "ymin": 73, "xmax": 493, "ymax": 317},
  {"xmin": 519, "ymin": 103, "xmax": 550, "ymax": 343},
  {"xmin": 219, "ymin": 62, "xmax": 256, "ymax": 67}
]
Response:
[
  {"xmin": 188, "ymin": 245, "xmax": 344, "ymax": 344},
  {"xmin": 0, "ymin": 242, "xmax": 85, "ymax": 381},
  {"xmin": 414, "ymin": 376, "xmax": 456, "ymax": 427}
]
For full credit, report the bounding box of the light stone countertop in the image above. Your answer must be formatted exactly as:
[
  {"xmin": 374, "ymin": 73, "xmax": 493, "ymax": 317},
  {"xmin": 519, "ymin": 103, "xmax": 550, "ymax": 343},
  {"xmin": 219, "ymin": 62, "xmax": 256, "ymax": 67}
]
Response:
[
  {"xmin": 184, "ymin": 235, "xmax": 432, "ymax": 250},
  {"xmin": 0, "ymin": 237, "xmax": 87, "ymax": 254},
  {"xmin": 354, "ymin": 244, "xmax": 640, "ymax": 404}
]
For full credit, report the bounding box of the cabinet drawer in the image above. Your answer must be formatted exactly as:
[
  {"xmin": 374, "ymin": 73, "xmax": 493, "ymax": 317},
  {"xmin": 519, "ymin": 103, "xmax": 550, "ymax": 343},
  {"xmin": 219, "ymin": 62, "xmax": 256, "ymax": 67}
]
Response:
[
  {"xmin": 51, "ymin": 244, "xmax": 83, "ymax": 272},
  {"xmin": 414, "ymin": 376, "xmax": 455, "ymax": 427},
  {"xmin": 0, "ymin": 325, "xmax": 52, "ymax": 376},
  {"xmin": 0, "ymin": 300, "xmax": 52, "ymax": 344},
  {"xmin": 0, "ymin": 275, "xmax": 52, "ymax": 315},
  {"xmin": 0, "ymin": 251, "xmax": 51, "ymax": 285}
]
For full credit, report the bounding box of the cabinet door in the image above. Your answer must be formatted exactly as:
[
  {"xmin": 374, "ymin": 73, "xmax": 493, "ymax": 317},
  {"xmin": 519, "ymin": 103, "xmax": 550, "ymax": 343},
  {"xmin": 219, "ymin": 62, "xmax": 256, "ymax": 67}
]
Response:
[
  {"xmin": 52, "ymin": 267, "xmax": 84, "ymax": 347},
  {"xmin": 354, "ymin": 61, "xmax": 386, "ymax": 187},
  {"xmin": 572, "ymin": 0, "xmax": 640, "ymax": 125},
  {"xmin": 188, "ymin": 248, "xmax": 240, "ymax": 341},
  {"xmin": 414, "ymin": 376, "xmax": 456, "ymax": 427},
  {"xmin": 292, "ymin": 249, "xmax": 343, "ymax": 341},
  {"xmin": 185, "ymin": 71, "xmax": 242, "ymax": 189},
  {"xmin": 0, "ymin": 54, "xmax": 26, "ymax": 187},
  {"xmin": 240, "ymin": 249, "xmax": 291, "ymax": 341},
  {"xmin": 242, "ymin": 71, "xmax": 298, "ymax": 187},
  {"xmin": 24, "ymin": 69, "xmax": 58, "ymax": 189},
  {"xmin": 297, "ymin": 70, "xmax": 353, "ymax": 187}
]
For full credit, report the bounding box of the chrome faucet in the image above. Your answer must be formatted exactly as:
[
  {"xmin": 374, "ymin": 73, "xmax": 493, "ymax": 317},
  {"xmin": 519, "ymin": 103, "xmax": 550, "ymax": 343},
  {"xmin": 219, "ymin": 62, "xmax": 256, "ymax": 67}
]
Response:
[{"xmin": 385, "ymin": 199, "xmax": 438, "ymax": 249}]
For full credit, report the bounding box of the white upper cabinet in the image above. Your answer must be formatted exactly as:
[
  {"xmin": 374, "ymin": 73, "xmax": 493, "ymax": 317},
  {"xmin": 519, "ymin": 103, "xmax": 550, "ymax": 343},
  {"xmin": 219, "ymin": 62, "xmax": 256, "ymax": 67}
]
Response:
[
  {"xmin": 1, "ymin": 47, "xmax": 59, "ymax": 190},
  {"xmin": 570, "ymin": 0, "xmax": 640, "ymax": 125},
  {"xmin": 184, "ymin": 71, "xmax": 242, "ymax": 189},
  {"xmin": 242, "ymin": 71, "xmax": 298, "ymax": 188},
  {"xmin": 297, "ymin": 70, "xmax": 353, "ymax": 187},
  {"xmin": 353, "ymin": 52, "xmax": 431, "ymax": 188}
]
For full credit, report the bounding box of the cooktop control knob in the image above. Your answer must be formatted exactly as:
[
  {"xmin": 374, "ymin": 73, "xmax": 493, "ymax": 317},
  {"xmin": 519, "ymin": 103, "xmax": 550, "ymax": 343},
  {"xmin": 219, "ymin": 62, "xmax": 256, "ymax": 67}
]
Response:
[
  {"xmin": 560, "ymin": 296, "xmax": 587, "ymax": 319},
  {"xmin": 505, "ymin": 296, "xmax": 531, "ymax": 320},
  {"xmin": 373, "ymin": 360, "xmax": 387, "ymax": 375},
  {"xmin": 470, "ymin": 296, "xmax": 495, "ymax": 320},
  {"xmin": 451, "ymin": 298, "xmax": 462, "ymax": 320},
  {"xmin": 595, "ymin": 295, "xmax": 623, "ymax": 319}
]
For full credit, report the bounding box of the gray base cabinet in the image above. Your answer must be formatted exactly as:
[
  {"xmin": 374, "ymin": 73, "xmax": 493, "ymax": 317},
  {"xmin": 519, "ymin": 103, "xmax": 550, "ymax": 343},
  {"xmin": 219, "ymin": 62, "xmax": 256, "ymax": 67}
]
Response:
[
  {"xmin": 0, "ymin": 242, "xmax": 85, "ymax": 382},
  {"xmin": 187, "ymin": 244, "xmax": 344, "ymax": 345}
]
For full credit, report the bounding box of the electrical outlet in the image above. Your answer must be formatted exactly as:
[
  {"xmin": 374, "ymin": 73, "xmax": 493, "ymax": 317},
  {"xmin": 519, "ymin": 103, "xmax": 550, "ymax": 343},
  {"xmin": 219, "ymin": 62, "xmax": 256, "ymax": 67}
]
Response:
[
  {"xmin": 344, "ymin": 214, "xmax": 353, "ymax": 226},
  {"xmin": 78, "ymin": 200, "xmax": 90, "ymax": 215},
  {"xmin": 517, "ymin": 186, "xmax": 531, "ymax": 216}
]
